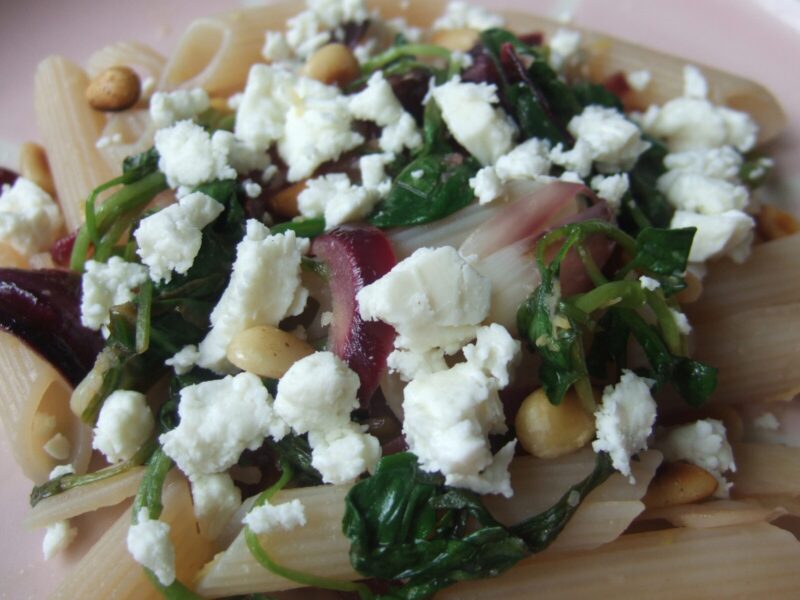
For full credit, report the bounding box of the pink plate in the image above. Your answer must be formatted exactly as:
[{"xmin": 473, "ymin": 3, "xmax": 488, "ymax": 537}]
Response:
[{"xmin": 0, "ymin": 1, "xmax": 799, "ymax": 598}]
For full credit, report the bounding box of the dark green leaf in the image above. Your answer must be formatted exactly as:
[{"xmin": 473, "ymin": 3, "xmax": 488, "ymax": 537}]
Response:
[
  {"xmin": 270, "ymin": 217, "xmax": 326, "ymax": 238},
  {"xmin": 571, "ymin": 82, "xmax": 624, "ymax": 111},
  {"xmin": 622, "ymin": 138, "xmax": 672, "ymax": 233},
  {"xmin": 632, "ymin": 227, "xmax": 695, "ymax": 276},
  {"xmin": 672, "ymin": 358, "xmax": 718, "ymax": 408},
  {"xmin": 267, "ymin": 435, "xmax": 323, "ymax": 487},
  {"xmin": 122, "ymin": 147, "xmax": 160, "ymax": 178}
]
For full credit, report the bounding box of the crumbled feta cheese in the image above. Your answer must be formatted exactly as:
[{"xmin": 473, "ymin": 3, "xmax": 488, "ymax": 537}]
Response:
[
  {"xmin": 638, "ymin": 275, "xmax": 661, "ymax": 292},
  {"xmin": 559, "ymin": 170, "xmax": 584, "ymax": 184},
  {"xmin": 43, "ymin": 433, "xmax": 71, "ymax": 460},
  {"xmin": 590, "ymin": 173, "xmax": 629, "ymax": 213},
  {"xmin": 93, "ymin": 390, "xmax": 154, "ymax": 463},
  {"xmin": 433, "ymin": 0, "xmax": 505, "ymax": 31},
  {"xmin": 42, "ymin": 520, "xmax": 77, "ymax": 560},
  {"xmin": 669, "ymin": 307, "xmax": 692, "ymax": 335},
  {"xmin": 285, "ymin": 11, "xmax": 330, "ymax": 59},
  {"xmin": 387, "ymin": 347, "xmax": 448, "ymax": 381},
  {"xmin": 353, "ymin": 39, "xmax": 376, "ymax": 64},
  {"xmin": 754, "ymin": 412, "xmax": 780, "ymax": 431},
  {"xmin": 308, "ymin": 425, "xmax": 381, "ymax": 484},
  {"xmin": 150, "ymin": 88, "xmax": 210, "ymax": 128},
  {"xmin": 386, "ymin": 17, "xmax": 423, "ymax": 43},
  {"xmin": 626, "ymin": 69, "xmax": 652, "ymax": 92},
  {"xmin": 462, "ymin": 323, "xmax": 520, "ymax": 388},
  {"xmin": 135, "ymin": 192, "xmax": 224, "ymax": 283},
  {"xmin": 410, "ymin": 169, "xmax": 424, "ymax": 180},
  {"xmin": 274, "ymin": 351, "xmax": 360, "ymax": 434},
  {"xmin": 159, "ymin": 372, "xmax": 288, "ymax": 477},
  {"xmin": 657, "ymin": 171, "xmax": 748, "ymax": 215},
  {"xmin": 451, "ymin": 50, "xmax": 474, "ymax": 70},
  {"xmin": 127, "ymin": 509, "xmax": 175, "ymax": 586},
  {"xmin": 235, "ymin": 64, "xmax": 300, "ymax": 152},
  {"xmin": 432, "ymin": 79, "xmax": 516, "ymax": 166},
  {"xmin": 196, "ymin": 221, "xmax": 308, "ymax": 372},
  {"xmin": 357, "ymin": 246, "xmax": 491, "ymax": 353},
  {"xmin": 548, "ymin": 29, "xmax": 581, "ymax": 70},
  {"xmin": 552, "ymin": 106, "xmax": 649, "ymax": 176},
  {"xmin": 262, "ymin": 31, "xmax": 293, "ymax": 63},
  {"xmin": 670, "ymin": 209, "xmax": 754, "ymax": 263},
  {"xmin": 0, "ymin": 177, "xmax": 63, "ymax": 256},
  {"xmin": 166, "ymin": 345, "xmax": 199, "ymax": 375},
  {"xmin": 495, "ymin": 138, "xmax": 552, "ymax": 180},
  {"xmin": 278, "ymin": 0, "xmax": 371, "ymax": 60},
  {"xmin": 154, "ymin": 121, "xmax": 237, "ymax": 188},
  {"xmin": 592, "ymin": 370, "xmax": 657, "ymax": 482},
  {"xmin": 243, "ymin": 499, "xmax": 306, "ymax": 535},
  {"xmin": 403, "ymin": 362, "xmax": 513, "ymax": 497},
  {"xmin": 49, "ymin": 464, "xmax": 75, "ymax": 479},
  {"xmin": 190, "ymin": 473, "xmax": 242, "ymax": 540},
  {"xmin": 95, "ymin": 133, "xmax": 123, "ymax": 149},
  {"xmin": 655, "ymin": 419, "xmax": 736, "ymax": 497},
  {"xmin": 243, "ymin": 180, "xmax": 263, "ymax": 198},
  {"xmin": 663, "ymin": 146, "xmax": 743, "ymax": 182},
  {"xmin": 348, "ymin": 72, "xmax": 422, "ymax": 154},
  {"xmin": 359, "ymin": 152, "xmax": 394, "ymax": 196},
  {"xmin": 308, "ymin": 0, "xmax": 369, "ymax": 28},
  {"xmin": 80, "ymin": 257, "xmax": 148, "ymax": 330},
  {"xmin": 446, "ymin": 439, "xmax": 516, "ymax": 497},
  {"xmin": 682, "ymin": 65, "xmax": 708, "ymax": 99},
  {"xmin": 298, "ymin": 173, "xmax": 379, "ymax": 228},
  {"xmin": 470, "ymin": 166, "xmax": 504, "ymax": 205}
]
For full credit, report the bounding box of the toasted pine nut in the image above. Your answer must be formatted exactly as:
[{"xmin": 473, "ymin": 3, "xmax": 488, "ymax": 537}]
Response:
[
  {"xmin": 430, "ymin": 28, "xmax": 479, "ymax": 52},
  {"xmin": 757, "ymin": 204, "xmax": 800, "ymax": 241},
  {"xmin": 86, "ymin": 66, "xmax": 141, "ymax": 112},
  {"xmin": 303, "ymin": 43, "xmax": 361, "ymax": 87},
  {"xmin": 515, "ymin": 388, "xmax": 596, "ymax": 459},
  {"xmin": 227, "ymin": 326, "xmax": 315, "ymax": 379},
  {"xmin": 268, "ymin": 181, "xmax": 306, "ymax": 218},
  {"xmin": 19, "ymin": 142, "xmax": 57, "ymax": 198},
  {"xmin": 643, "ymin": 462, "xmax": 718, "ymax": 509}
]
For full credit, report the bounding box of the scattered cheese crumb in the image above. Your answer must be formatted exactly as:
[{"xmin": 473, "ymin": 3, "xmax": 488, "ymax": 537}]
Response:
[
  {"xmin": 0, "ymin": 177, "xmax": 63, "ymax": 256},
  {"xmin": 670, "ymin": 209, "xmax": 754, "ymax": 264},
  {"xmin": 626, "ymin": 70, "xmax": 652, "ymax": 92},
  {"xmin": 80, "ymin": 257, "xmax": 148, "ymax": 330},
  {"xmin": 150, "ymin": 88, "xmax": 210, "ymax": 129},
  {"xmin": 93, "ymin": 390, "xmax": 154, "ymax": 463},
  {"xmin": 42, "ymin": 521, "xmax": 77, "ymax": 560},
  {"xmin": 753, "ymin": 412, "xmax": 780, "ymax": 431},
  {"xmin": 243, "ymin": 499, "xmax": 306, "ymax": 535},
  {"xmin": 166, "ymin": 345, "xmax": 199, "ymax": 375},
  {"xmin": 49, "ymin": 464, "xmax": 75, "ymax": 480},
  {"xmin": 669, "ymin": 308, "xmax": 692, "ymax": 335},
  {"xmin": 127, "ymin": 509, "xmax": 175, "ymax": 586},
  {"xmin": 548, "ymin": 29, "xmax": 581, "ymax": 70},
  {"xmin": 190, "ymin": 473, "xmax": 242, "ymax": 540},
  {"xmin": 590, "ymin": 172, "xmax": 629, "ymax": 214},
  {"xmin": 154, "ymin": 121, "xmax": 237, "ymax": 188},
  {"xmin": 308, "ymin": 425, "xmax": 381, "ymax": 484},
  {"xmin": 639, "ymin": 275, "xmax": 661, "ymax": 291},
  {"xmin": 298, "ymin": 173, "xmax": 380, "ymax": 228},
  {"xmin": 433, "ymin": 0, "xmax": 505, "ymax": 31}
]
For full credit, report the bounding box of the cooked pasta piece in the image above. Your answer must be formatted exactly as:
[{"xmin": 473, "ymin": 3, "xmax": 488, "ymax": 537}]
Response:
[
  {"xmin": 641, "ymin": 499, "xmax": 784, "ymax": 529},
  {"xmin": 34, "ymin": 57, "xmax": 115, "ymax": 231},
  {"xmin": 440, "ymin": 522, "xmax": 800, "ymax": 598},
  {"xmin": 731, "ymin": 443, "xmax": 800, "ymax": 497},
  {"xmin": 95, "ymin": 110, "xmax": 156, "ymax": 173},
  {"xmin": 0, "ymin": 332, "xmax": 91, "ymax": 483},
  {"xmin": 86, "ymin": 41, "xmax": 166, "ymax": 83},
  {"xmin": 51, "ymin": 476, "xmax": 212, "ymax": 600},
  {"xmin": 25, "ymin": 467, "xmax": 145, "ymax": 529}
]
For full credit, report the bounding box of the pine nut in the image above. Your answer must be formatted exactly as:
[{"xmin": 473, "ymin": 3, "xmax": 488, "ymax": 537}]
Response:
[
  {"xmin": 18, "ymin": 142, "xmax": 56, "ymax": 197},
  {"xmin": 303, "ymin": 43, "xmax": 361, "ymax": 87},
  {"xmin": 515, "ymin": 388, "xmax": 596, "ymax": 459},
  {"xmin": 227, "ymin": 326, "xmax": 315, "ymax": 379},
  {"xmin": 86, "ymin": 66, "xmax": 141, "ymax": 111},
  {"xmin": 430, "ymin": 28, "xmax": 479, "ymax": 52},
  {"xmin": 643, "ymin": 461, "xmax": 718, "ymax": 509},
  {"xmin": 268, "ymin": 181, "xmax": 306, "ymax": 218}
]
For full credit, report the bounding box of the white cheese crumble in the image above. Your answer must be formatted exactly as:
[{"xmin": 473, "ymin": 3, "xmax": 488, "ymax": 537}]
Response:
[
  {"xmin": 387, "ymin": 347, "xmax": 449, "ymax": 381},
  {"xmin": 154, "ymin": 121, "xmax": 237, "ymax": 188},
  {"xmin": 0, "ymin": 177, "xmax": 63, "ymax": 256},
  {"xmin": 432, "ymin": 79, "xmax": 516, "ymax": 166},
  {"xmin": 127, "ymin": 509, "xmax": 175, "ymax": 586},
  {"xmin": 670, "ymin": 210, "xmax": 754, "ymax": 263},
  {"xmin": 43, "ymin": 433, "xmax": 71, "ymax": 460},
  {"xmin": 589, "ymin": 173, "xmax": 628, "ymax": 214},
  {"xmin": 92, "ymin": 390, "xmax": 154, "ymax": 463},
  {"xmin": 638, "ymin": 275, "xmax": 661, "ymax": 292},
  {"xmin": 135, "ymin": 191, "xmax": 224, "ymax": 283},
  {"xmin": 592, "ymin": 370, "xmax": 657, "ymax": 482},
  {"xmin": 432, "ymin": 0, "xmax": 505, "ymax": 31},
  {"xmin": 297, "ymin": 173, "xmax": 379, "ymax": 228},
  {"xmin": 470, "ymin": 138, "xmax": 552, "ymax": 204},
  {"xmin": 357, "ymin": 246, "xmax": 491, "ymax": 353},
  {"xmin": 159, "ymin": 372, "xmax": 288, "ymax": 477},
  {"xmin": 548, "ymin": 29, "xmax": 581, "ymax": 71},
  {"xmin": 308, "ymin": 425, "xmax": 381, "ymax": 484},
  {"xmin": 626, "ymin": 69, "xmax": 652, "ymax": 92},
  {"xmin": 469, "ymin": 167, "xmax": 504, "ymax": 205},
  {"xmin": 80, "ymin": 257, "xmax": 148, "ymax": 330},
  {"xmin": 663, "ymin": 146, "xmax": 743, "ymax": 182},
  {"xmin": 551, "ymin": 106, "xmax": 649, "ymax": 176},
  {"xmin": 754, "ymin": 412, "xmax": 780, "ymax": 431},
  {"xmin": 243, "ymin": 499, "xmax": 306, "ymax": 535},
  {"xmin": 262, "ymin": 31, "xmax": 293, "ymax": 63},
  {"xmin": 196, "ymin": 220, "xmax": 309, "ymax": 372},
  {"xmin": 190, "ymin": 472, "xmax": 242, "ymax": 540},
  {"xmin": 655, "ymin": 419, "xmax": 736, "ymax": 497},
  {"xmin": 403, "ymin": 362, "xmax": 514, "ymax": 497},
  {"xmin": 657, "ymin": 171, "xmax": 748, "ymax": 215},
  {"xmin": 96, "ymin": 133, "xmax": 123, "ymax": 149},
  {"xmin": 49, "ymin": 464, "xmax": 75, "ymax": 479},
  {"xmin": 682, "ymin": 65, "xmax": 708, "ymax": 99},
  {"xmin": 359, "ymin": 152, "xmax": 394, "ymax": 196},
  {"xmin": 150, "ymin": 88, "xmax": 210, "ymax": 128},
  {"xmin": 42, "ymin": 520, "xmax": 77, "ymax": 560},
  {"xmin": 462, "ymin": 323, "xmax": 521, "ymax": 388},
  {"xmin": 669, "ymin": 307, "xmax": 692, "ymax": 335},
  {"xmin": 166, "ymin": 345, "xmax": 199, "ymax": 375}
]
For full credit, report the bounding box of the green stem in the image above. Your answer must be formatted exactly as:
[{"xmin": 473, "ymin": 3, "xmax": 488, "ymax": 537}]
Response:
[
  {"xmin": 136, "ymin": 280, "xmax": 154, "ymax": 354},
  {"xmin": 536, "ymin": 220, "xmax": 636, "ymax": 272},
  {"xmin": 570, "ymin": 334, "xmax": 595, "ymax": 412},
  {"xmin": 575, "ymin": 243, "xmax": 607, "ymax": 287},
  {"xmin": 362, "ymin": 43, "xmax": 451, "ymax": 74},
  {"xmin": 132, "ymin": 446, "xmax": 174, "ymax": 521},
  {"xmin": 646, "ymin": 290, "xmax": 682, "ymax": 356},
  {"xmin": 571, "ymin": 281, "xmax": 646, "ymax": 315}
]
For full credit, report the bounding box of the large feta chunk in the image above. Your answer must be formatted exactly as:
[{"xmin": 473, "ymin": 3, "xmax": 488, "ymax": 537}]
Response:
[
  {"xmin": 159, "ymin": 372, "xmax": 288, "ymax": 477},
  {"xmin": 308, "ymin": 425, "xmax": 381, "ymax": 484},
  {"xmin": 135, "ymin": 191, "xmax": 224, "ymax": 283},
  {"xmin": 92, "ymin": 390, "xmax": 154, "ymax": 463},
  {"xmin": 42, "ymin": 520, "xmax": 77, "ymax": 560},
  {"xmin": 127, "ymin": 509, "xmax": 175, "ymax": 586},
  {"xmin": 0, "ymin": 177, "xmax": 63, "ymax": 256},
  {"xmin": 403, "ymin": 362, "xmax": 512, "ymax": 497},
  {"xmin": 196, "ymin": 221, "xmax": 309, "ymax": 372},
  {"xmin": 154, "ymin": 121, "xmax": 238, "ymax": 188},
  {"xmin": 432, "ymin": 79, "xmax": 516, "ymax": 166},
  {"xmin": 150, "ymin": 88, "xmax": 210, "ymax": 128},
  {"xmin": 190, "ymin": 473, "xmax": 242, "ymax": 540},
  {"xmin": 433, "ymin": 1, "xmax": 505, "ymax": 31},
  {"xmin": 670, "ymin": 209, "xmax": 754, "ymax": 263},
  {"xmin": 357, "ymin": 246, "xmax": 491, "ymax": 353},
  {"xmin": 80, "ymin": 257, "xmax": 148, "ymax": 330},
  {"xmin": 655, "ymin": 419, "xmax": 736, "ymax": 497},
  {"xmin": 592, "ymin": 370, "xmax": 657, "ymax": 482},
  {"xmin": 243, "ymin": 499, "xmax": 306, "ymax": 535},
  {"xmin": 657, "ymin": 171, "xmax": 748, "ymax": 215},
  {"xmin": 235, "ymin": 64, "xmax": 300, "ymax": 153},
  {"xmin": 297, "ymin": 173, "xmax": 379, "ymax": 228}
]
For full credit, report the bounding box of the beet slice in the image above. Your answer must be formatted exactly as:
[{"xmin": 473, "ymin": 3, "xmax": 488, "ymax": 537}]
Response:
[
  {"xmin": 310, "ymin": 225, "xmax": 397, "ymax": 406},
  {"xmin": 0, "ymin": 269, "xmax": 103, "ymax": 386}
]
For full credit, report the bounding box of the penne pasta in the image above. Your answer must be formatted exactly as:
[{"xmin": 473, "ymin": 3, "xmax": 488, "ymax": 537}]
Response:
[
  {"xmin": 641, "ymin": 499, "xmax": 784, "ymax": 529},
  {"xmin": 439, "ymin": 522, "xmax": 800, "ymax": 598},
  {"xmin": 51, "ymin": 476, "xmax": 213, "ymax": 600},
  {"xmin": 0, "ymin": 332, "xmax": 91, "ymax": 484},
  {"xmin": 731, "ymin": 443, "xmax": 800, "ymax": 497},
  {"xmin": 25, "ymin": 467, "xmax": 145, "ymax": 529},
  {"xmin": 95, "ymin": 109, "xmax": 156, "ymax": 174},
  {"xmin": 86, "ymin": 41, "xmax": 166, "ymax": 84}
]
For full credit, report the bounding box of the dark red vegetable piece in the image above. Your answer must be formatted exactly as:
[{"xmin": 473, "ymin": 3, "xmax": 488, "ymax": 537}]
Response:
[
  {"xmin": 0, "ymin": 167, "xmax": 18, "ymax": 188},
  {"xmin": 0, "ymin": 268, "xmax": 103, "ymax": 386},
  {"xmin": 49, "ymin": 231, "xmax": 78, "ymax": 267}
]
